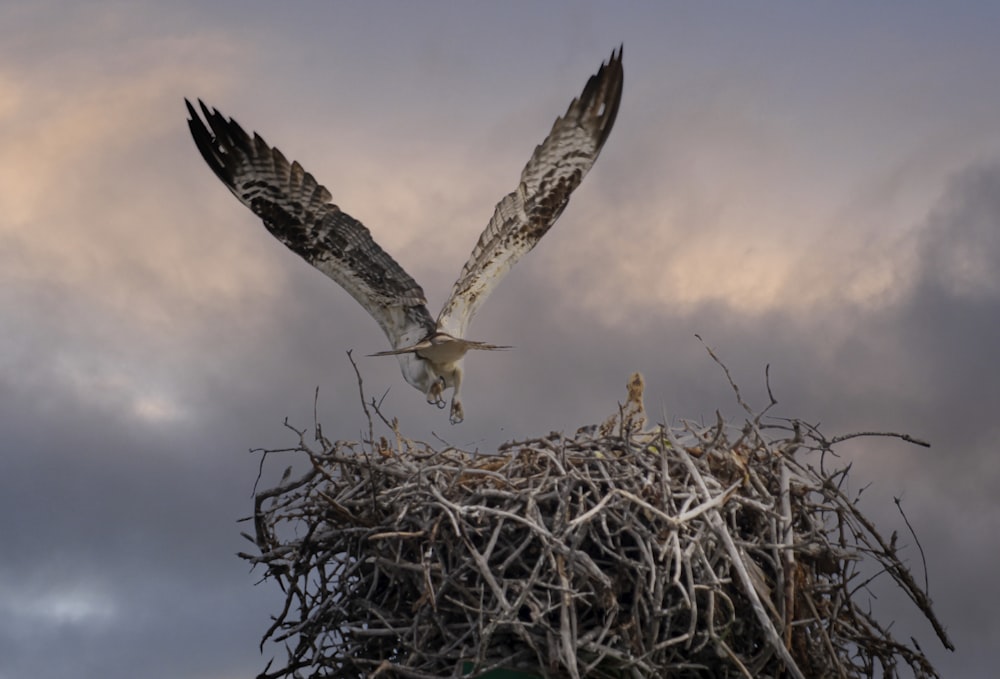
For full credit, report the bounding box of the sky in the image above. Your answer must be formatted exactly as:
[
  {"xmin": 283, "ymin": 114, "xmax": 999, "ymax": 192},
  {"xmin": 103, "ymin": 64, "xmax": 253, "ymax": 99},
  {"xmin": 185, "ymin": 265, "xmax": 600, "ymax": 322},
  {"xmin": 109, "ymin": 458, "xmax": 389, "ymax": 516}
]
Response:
[{"xmin": 2, "ymin": 2, "xmax": 999, "ymax": 677}]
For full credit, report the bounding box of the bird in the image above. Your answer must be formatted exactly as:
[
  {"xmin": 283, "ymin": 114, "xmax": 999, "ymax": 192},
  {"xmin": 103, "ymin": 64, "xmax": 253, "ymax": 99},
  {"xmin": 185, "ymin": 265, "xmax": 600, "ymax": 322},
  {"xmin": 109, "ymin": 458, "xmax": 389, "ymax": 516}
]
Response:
[{"xmin": 186, "ymin": 47, "xmax": 623, "ymax": 424}]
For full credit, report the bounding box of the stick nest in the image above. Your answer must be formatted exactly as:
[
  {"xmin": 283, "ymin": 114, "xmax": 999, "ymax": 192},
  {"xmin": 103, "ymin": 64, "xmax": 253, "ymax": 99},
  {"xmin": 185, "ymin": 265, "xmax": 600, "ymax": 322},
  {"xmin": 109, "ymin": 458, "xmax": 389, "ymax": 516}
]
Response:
[{"xmin": 242, "ymin": 370, "xmax": 952, "ymax": 679}]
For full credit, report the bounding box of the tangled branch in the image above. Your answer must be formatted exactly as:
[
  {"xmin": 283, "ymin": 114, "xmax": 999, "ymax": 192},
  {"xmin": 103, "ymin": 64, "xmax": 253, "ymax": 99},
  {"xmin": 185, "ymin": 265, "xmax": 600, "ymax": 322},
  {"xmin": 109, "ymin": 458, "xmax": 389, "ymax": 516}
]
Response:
[{"xmin": 240, "ymin": 370, "xmax": 951, "ymax": 678}]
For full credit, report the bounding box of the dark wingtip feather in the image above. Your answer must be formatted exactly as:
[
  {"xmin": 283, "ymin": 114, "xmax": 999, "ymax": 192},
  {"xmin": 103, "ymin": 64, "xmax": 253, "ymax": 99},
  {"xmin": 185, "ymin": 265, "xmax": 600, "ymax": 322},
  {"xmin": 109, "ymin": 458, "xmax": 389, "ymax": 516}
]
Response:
[
  {"xmin": 185, "ymin": 97, "xmax": 232, "ymax": 187},
  {"xmin": 185, "ymin": 99, "xmax": 266, "ymax": 192},
  {"xmin": 586, "ymin": 46, "xmax": 625, "ymax": 152},
  {"xmin": 554, "ymin": 46, "xmax": 624, "ymax": 156}
]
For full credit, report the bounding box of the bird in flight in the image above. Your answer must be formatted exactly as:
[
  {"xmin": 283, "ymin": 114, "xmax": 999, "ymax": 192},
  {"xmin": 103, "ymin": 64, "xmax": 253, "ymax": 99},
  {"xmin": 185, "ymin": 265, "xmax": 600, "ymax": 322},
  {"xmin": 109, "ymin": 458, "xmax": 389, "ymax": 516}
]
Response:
[{"xmin": 186, "ymin": 47, "xmax": 623, "ymax": 424}]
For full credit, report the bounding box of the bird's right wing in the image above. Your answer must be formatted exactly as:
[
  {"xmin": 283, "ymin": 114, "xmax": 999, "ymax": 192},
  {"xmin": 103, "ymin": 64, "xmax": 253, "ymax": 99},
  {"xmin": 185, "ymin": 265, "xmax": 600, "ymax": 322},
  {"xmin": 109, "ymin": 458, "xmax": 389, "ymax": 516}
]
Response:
[
  {"xmin": 436, "ymin": 47, "xmax": 624, "ymax": 338},
  {"xmin": 186, "ymin": 100, "xmax": 435, "ymax": 347}
]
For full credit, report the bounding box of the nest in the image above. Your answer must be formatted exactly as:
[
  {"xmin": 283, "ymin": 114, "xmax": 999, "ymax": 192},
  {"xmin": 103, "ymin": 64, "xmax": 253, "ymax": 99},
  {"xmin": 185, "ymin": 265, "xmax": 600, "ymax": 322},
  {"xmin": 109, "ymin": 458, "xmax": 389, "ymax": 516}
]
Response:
[{"xmin": 242, "ymin": 367, "xmax": 952, "ymax": 679}]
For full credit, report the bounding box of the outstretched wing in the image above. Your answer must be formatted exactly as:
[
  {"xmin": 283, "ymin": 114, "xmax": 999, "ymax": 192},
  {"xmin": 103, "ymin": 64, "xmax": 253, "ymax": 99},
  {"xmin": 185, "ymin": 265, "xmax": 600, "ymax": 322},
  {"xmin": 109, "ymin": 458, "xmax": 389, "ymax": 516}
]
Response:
[
  {"xmin": 186, "ymin": 100, "xmax": 435, "ymax": 347},
  {"xmin": 436, "ymin": 47, "xmax": 624, "ymax": 338}
]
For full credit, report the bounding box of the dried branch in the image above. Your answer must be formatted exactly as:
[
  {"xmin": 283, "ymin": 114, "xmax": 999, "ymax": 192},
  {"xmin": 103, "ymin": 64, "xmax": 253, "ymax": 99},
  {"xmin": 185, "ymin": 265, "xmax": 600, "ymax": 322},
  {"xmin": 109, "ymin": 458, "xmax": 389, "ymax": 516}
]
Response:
[{"xmin": 243, "ymin": 371, "xmax": 949, "ymax": 678}]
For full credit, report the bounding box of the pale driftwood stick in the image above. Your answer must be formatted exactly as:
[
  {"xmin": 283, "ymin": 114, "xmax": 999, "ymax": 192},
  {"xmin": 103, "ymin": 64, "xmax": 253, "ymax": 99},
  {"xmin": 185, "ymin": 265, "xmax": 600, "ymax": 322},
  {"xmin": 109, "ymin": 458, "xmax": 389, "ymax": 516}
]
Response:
[
  {"xmin": 780, "ymin": 462, "xmax": 796, "ymax": 649},
  {"xmin": 672, "ymin": 435, "xmax": 806, "ymax": 679}
]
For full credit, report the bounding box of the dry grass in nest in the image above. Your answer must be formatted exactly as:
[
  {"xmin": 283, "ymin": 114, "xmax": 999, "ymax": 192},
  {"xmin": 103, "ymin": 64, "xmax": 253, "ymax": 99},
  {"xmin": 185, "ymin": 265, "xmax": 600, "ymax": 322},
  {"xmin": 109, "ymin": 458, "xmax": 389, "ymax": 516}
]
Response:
[{"xmin": 240, "ymin": 355, "xmax": 952, "ymax": 678}]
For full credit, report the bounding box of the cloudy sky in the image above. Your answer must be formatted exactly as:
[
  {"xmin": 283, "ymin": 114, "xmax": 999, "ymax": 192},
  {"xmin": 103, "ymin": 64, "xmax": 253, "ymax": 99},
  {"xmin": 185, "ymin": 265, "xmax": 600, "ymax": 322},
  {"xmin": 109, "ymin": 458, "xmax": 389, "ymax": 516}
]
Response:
[{"xmin": 3, "ymin": 2, "xmax": 999, "ymax": 677}]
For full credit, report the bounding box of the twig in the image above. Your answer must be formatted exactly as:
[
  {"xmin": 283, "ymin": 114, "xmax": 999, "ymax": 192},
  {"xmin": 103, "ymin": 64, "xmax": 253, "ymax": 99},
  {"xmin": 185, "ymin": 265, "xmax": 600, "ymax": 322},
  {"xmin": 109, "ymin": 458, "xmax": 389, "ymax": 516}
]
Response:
[
  {"xmin": 830, "ymin": 430, "xmax": 931, "ymax": 448},
  {"xmin": 895, "ymin": 496, "xmax": 929, "ymax": 595}
]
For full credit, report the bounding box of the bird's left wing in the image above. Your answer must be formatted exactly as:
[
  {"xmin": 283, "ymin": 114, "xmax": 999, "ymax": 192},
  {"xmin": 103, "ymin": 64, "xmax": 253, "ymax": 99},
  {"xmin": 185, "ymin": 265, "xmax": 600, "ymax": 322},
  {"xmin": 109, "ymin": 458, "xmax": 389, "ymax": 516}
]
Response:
[
  {"xmin": 186, "ymin": 99, "xmax": 435, "ymax": 346},
  {"xmin": 436, "ymin": 47, "xmax": 623, "ymax": 338}
]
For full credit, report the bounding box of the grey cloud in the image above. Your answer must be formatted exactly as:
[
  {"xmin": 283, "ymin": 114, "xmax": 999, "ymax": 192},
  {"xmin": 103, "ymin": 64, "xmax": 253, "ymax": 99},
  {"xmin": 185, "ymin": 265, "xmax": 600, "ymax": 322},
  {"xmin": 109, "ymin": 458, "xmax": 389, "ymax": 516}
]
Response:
[
  {"xmin": 919, "ymin": 163, "xmax": 1000, "ymax": 298},
  {"xmin": 5, "ymin": 5, "xmax": 1000, "ymax": 678}
]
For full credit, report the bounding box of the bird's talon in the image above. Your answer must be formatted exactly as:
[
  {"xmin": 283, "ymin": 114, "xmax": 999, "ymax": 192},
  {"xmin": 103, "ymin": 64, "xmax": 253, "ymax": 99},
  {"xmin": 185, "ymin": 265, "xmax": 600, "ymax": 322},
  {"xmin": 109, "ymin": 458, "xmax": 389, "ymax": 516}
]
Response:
[{"xmin": 427, "ymin": 376, "xmax": 448, "ymax": 407}]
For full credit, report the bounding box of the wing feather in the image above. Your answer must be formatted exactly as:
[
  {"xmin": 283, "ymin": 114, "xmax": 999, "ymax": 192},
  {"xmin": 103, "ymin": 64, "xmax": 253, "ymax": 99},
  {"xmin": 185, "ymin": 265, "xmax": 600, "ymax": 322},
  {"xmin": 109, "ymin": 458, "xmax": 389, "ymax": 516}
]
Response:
[
  {"xmin": 186, "ymin": 99, "xmax": 434, "ymax": 347},
  {"xmin": 436, "ymin": 47, "xmax": 624, "ymax": 337}
]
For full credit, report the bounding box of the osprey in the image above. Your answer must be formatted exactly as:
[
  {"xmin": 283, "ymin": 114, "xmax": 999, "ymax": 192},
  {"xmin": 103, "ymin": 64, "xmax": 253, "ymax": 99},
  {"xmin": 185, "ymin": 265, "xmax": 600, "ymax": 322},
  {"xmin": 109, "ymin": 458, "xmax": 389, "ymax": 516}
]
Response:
[{"xmin": 186, "ymin": 48, "xmax": 623, "ymax": 423}]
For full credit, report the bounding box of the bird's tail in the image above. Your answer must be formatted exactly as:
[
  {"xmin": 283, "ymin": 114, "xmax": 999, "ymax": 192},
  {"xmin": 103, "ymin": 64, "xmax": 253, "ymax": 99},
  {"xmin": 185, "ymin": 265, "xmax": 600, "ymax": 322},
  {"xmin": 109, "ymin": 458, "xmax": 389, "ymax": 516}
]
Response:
[
  {"xmin": 463, "ymin": 340, "xmax": 513, "ymax": 351},
  {"xmin": 368, "ymin": 338, "xmax": 511, "ymax": 357}
]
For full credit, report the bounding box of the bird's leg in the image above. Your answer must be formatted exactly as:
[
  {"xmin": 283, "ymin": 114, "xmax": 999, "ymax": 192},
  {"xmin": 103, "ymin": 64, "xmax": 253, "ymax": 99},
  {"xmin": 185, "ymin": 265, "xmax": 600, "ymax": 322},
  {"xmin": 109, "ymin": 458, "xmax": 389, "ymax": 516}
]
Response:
[
  {"xmin": 449, "ymin": 366, "xmax": 464, "ymax": 424},
  {"xmin": 427, "ymin": 375, "xmax": 447, "ymax": 409},
  {"xmin": 450, "ymin": 399, "xmax": 464, "ymax": 424}
]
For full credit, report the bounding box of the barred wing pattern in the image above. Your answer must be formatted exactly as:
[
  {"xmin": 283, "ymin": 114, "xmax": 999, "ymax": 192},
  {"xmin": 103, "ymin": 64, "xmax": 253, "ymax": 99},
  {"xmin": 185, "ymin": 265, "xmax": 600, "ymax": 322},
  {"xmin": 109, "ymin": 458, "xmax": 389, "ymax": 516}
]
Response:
[
  {"xmin": 186, "ymin": 100, "xmax": 435, "ymax": 346},
  {"xmin": 187, "ymin": 48, "xmax": 623, "ymax": 424},
  {"xmin": 436, "ymin": 47, "xmax": 623, "ymax": 338}
]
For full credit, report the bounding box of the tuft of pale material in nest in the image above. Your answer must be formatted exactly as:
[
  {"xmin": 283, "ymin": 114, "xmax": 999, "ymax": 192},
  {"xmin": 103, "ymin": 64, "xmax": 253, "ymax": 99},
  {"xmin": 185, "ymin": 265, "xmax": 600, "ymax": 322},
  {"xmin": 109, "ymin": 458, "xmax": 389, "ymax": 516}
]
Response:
[{"xmin": 241, "ymin": 370, "xmax": 952, "ymax": 679}]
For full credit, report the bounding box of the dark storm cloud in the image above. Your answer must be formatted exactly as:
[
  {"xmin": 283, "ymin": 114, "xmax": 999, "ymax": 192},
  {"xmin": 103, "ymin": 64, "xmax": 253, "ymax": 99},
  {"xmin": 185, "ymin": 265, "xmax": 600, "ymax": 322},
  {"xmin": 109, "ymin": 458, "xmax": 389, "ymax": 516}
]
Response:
[
  {"xmin": 4, "ymin": 4, "xmax": 1000, "ymax": 679},
  {"xmin": 871, "ymin": 163, "xmax": 1000, "ymax": 674},
  {"xmin": 0, "ymin": 377, "xmax": 275, "ymax": 679}
]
